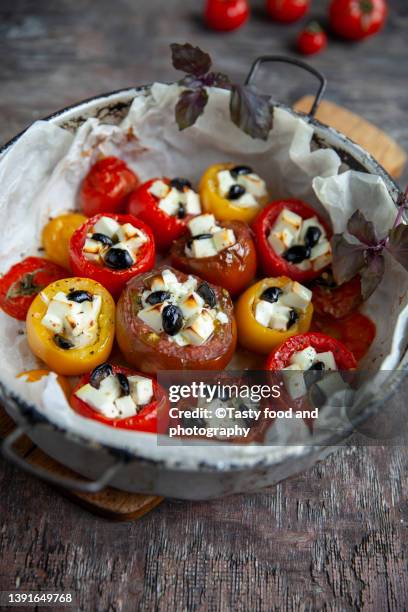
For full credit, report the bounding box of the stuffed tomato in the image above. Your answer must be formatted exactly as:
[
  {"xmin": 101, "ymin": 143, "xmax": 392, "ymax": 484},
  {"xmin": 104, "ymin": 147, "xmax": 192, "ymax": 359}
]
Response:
[
  {"xmin": 311, "ymin": 272, "xmax": 363, "ymax": 319},
  {"xmin": 71, "ymin": 363, "xmax": 168, "ymax": 432},
  {"xmin": 116, "ymin": 267, "xmax": 237, "ymax": 373},
  {"xmin": 26, "ymin": 277, "xmax": 115, "ymax": 376},
  {"xmin": 69, "ymin": 213, "xmax": 155, "ymax": 299},
  {"xmin": 127, "ymin": 177, "xmax": 202, "ymax": 251},
  {"xmin": 80, "ymin": 156, "xmax": 139, "ymax": 217},
  {"xmin": 235, "ymin": 277, "xmax": 313, "ymax": 354},
  {"xmin": 199, "ymin": 163, "xmax": 268, "ymax": 224},
  {"xmin": 253, "ymin": 199, "xmax": 332, "ymax": 283},
  {"xmin": 170, "ymin": 213, "xmax": 257, "ymax": 297}
]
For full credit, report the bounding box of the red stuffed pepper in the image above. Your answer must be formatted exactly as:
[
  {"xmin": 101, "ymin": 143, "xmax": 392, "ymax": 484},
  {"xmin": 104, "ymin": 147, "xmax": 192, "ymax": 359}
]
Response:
[
  {"xmin": 253, "ymin": 199, "xmax": 332, "ymax": 283},
  {"xmin": 69, "ymin": 213, "xmax": 155, "ymax": 299},
  {"xmin": 170, "ymin": 213, "xmax": 257, "ymax": 297},
  {"xmin": 127, "ymin": 177, "xmax": 202, "ymax": 252},
  {"xmin": 116, "ymin": 266, "xmax": 237, "ymax": 373},
  {"xmin": 79, "ymin": 156, "xmax": 139, "ymax": 217},
  {"xmin": 70, "ymin": 363, "xmax": 168, "ymax": 432}
]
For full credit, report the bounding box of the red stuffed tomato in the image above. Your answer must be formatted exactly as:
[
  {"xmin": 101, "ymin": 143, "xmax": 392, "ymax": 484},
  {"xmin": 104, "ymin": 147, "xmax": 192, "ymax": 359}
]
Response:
[
  {"xmin": 170, "ymin": 217, "xmax": 257, "ymax": 298},
  {"xmin": 116, "ymin": 266, "xmax": 237, "ymax": 374},
  {"xmin": 127, "ymin": 177, "xmax": 202, "ymax": 252},
  {"xmin": 69, "ymin": 213, "xmax": 155, "ymax": 300},
  {"xmin": 0, "ymin": 257, "xmax": 67, "ymax": 321},
  {"xmin": 253, "ymin": 199, "xmax": 332, "ymax": 284},
  {"xmin": 266, "ymin": 332, "xmax": 357, "ymax": 371},
  {"xmin": 329, "ymin": 0, "xmax": 387, "ymax": 41},
  {"xmin": 71, "ymin": 363, "xmax": 168, "ymax": 432},
  {"xmin": 79, "ymin": 156, "xmax": 139, "ymax": 217}
]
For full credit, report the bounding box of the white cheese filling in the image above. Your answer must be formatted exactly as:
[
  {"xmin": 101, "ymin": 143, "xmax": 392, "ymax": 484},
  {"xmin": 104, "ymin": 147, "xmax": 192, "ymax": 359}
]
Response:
[
  {"xmin": 75, "ymin": 373, "xmax": 154, "ymax": 420},
  {"xmin": 282, "ymin": 348, "xmax": 339, "ymax": 399},
  {"xmin": 83, "ymin": 216, "xmax": 148, "ymax": 265},
  {"xmin": 267, "ymin": 208, "xmax": 332, "ymax": 272},
  {"xmin": 148, "ymin": 179, "xmax": 201, "ymax": 217},
  {"xmin": 254, "ymin": 280, "xmax": 312, "ymax": 332},
  {"xmin": 184, "ymin": 214, "xmax": 236, "ymax": 258},
  {"xmin": 41, "ymin": 291, "xmax": 102, "ymax": 349},
  {"xmin": 137, "ymin": 269, "xmax": 228, "ymax": 347},
  {"xmin": 217, "ymin": 168, "xmax": 267, "ymax": 208}
]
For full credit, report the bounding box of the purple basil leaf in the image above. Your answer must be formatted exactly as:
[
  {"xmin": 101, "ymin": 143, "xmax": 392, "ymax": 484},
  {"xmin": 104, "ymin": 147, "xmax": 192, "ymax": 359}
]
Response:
[
  {"xmin": 359, "ymin": 251, "xmax": 385, "ymax": 300},
  {"xmin": 210, "ymin": 72, "xmax": 231, "ymax": 89},
  {"xmin": 331, "ymin": 234, "xmax": 366, "ymax": 285},
  {"xmin": 229, "ymin": 85, "xmax": 273, "ymax": 141},
  {"xmin": 387, "ymin": 224, "xmax": 408, "ymax": 272},
  {"xmin": 175, "ymin": 88, "xmax": 208, "ymax": 130},
  {"xmin": 171, "ymin": 43, "xmax": 212, "ymax": 77},
  {"xmin": 347, "ymin": 210, "xmax": 378, "ymax": 246}
]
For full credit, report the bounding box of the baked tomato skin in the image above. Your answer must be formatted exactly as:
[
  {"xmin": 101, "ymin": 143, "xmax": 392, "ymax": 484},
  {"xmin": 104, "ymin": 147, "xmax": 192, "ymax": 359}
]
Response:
[
  {"xmin": 116, "ymin": 267, "xmax": 237, "ymax": 374},
  {"xmin": 80, "ymin": 156, "xmax": 139, "ymax": 217},
  {"xmin": 204, "ymin": 0, "xmax": 250, "ymax": 32},
  {"xmin": 170, "ymin": 220, "xmax": 257, "ymax": 298},
  {"xmin": 127, "ymin": 178, "xmax": 196, "ymax": 252},
  {"xmin": 252, "ymin": 199, "xmax": 332, "ymax": 283},
  {"xmin": 42, "ymin": 213, "xmax": 88, "ymax": 270},
  {"xmin": 69, "ymin": 212, "xmax": 155, "ymax": 300},
  {"xmin": 311, "ymin": 311, "xmax": 375, "ymax": 362},
  {"xmin": 0, "ymin": 257, "xmax": 67, "ymax": 321},
  {"xmin": 70, "ymin": 364, "xmax": 169, "ymax": 433},
  {"xmin": 266, "ymin": 332, "xmax": 357, "ymax": 370},
  {"xmin": 329, "ymin": 0, "xmax": 387, "ymax": 41},
  {"xmin": 266, "ymin": 0, "xmax": 309, "ymax": 23},
  {"xmin": 312, "ymin": 274, "xmax": 362, "ymax": 319}
]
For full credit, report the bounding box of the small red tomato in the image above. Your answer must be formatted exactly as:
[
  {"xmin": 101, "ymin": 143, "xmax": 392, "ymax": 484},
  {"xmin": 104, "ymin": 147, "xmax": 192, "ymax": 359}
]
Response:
[
  {"xmin": 329, "ymin": 0, "xmax": 388, "ymax": 41},
  {"xmin": 80, "ymin": 156, "xmax": 139, "ymax": 217},
  {"xmin": 298, "ymin": 22, "xmax": 328, "ymax": 55},
  {"xmin": 205, "ymin": 0, "xmax": 250, "ymax": 32},
  {"xmin": 266, "ymin": 0, "xmax": 309, "ymax": 23},
  {"xmin": 0, "ymin": 257, "xmax": 67, "ymax": 321}
]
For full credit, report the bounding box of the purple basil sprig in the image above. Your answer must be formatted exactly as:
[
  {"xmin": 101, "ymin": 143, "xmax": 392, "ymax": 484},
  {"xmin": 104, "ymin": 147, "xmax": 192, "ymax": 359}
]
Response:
[
  {"xmin": 170, "ymin": 43, "xmax": 273, "ymax": 140},
  {"xmin": 331, "ymin": 188, "xmax": 408, "ymax": 299}
]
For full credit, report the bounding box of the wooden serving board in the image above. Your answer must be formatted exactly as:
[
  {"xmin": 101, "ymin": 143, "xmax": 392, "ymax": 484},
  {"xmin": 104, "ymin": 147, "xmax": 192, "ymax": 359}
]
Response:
[{"xmin": 1, "ymin": 98, "xmax": 405, "ymax": 520}]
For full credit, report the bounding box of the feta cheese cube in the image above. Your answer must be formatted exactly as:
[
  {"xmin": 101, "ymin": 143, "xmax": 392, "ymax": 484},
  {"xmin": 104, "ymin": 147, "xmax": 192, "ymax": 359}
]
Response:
[
  {"xmin": 158, "ymin": 188, "xmax": 181, "ymax": 216},
  {"xmin": 137, "ymin": 303, "xmax": 164, "ymax": 333},
  {"xmin": 188, "ymin": 214, "xmax": 216, "ymax": 236},
  {"xmin": 310, "ymin": 239, "xmax": 331, "ymax": 261},
  {"xmin": 217, "ymin": 170, "xmax": 236, "ymax": 197},
  {"xmin": 116, "ymin": 223, "xmax": 146, "ymax": 243},
  {"xmin": 115, "ymin": 395, "xmax": 138, "ymax": 418},
  {"xmin": 184, "ymin": 190, "xmax": 201, "ymax": 215},
  {"xmin": 314, "ymin": 372, "xmax": 349, "ymax": 403},
  {"xmin": 171, "ymin": 333, "xmax": 190, "ymax": 346},
  {"xmin": 299, "ymin": 217, "xmax": 326, "ymax": 243},
  {"xmin": 183, "ymin": 311, "xmax": 214, "ymax": 346},
  {"xmin": 269, "ymin": 304, "xmax": 291, "ymax": 331},
  {"xmin": 83, "ymin": 237, "xmax": 102, "ymax": 254},
  {"xmin": 315, "ymin": 351, "xmax": 337, "ymax": 371},
  {"xmin": 254, "ymin": 300, "xmax": 275, "ymax": 328},
  {"xmin": 161, "ymin": 269, "xmax": 179, "ymax": 288},
  {"xmin": 148, "ymin": 179, "xmax": 170, "ymax": 199},
  {"xmin": 99, "ymin": 374, "xmax": 122, "ymax": 401},
  {"xmin": 237, "ymin": 173, "xmax": 267, "ymax": 198},
  {"xmin": 235, "ymin": 192, "xmax": 257, "ymax": 208},
  {"xmin": 179, "ymin": 291, "xmax": 204, "ymax": 319},
  {"xmin": 75, "ymin": 383, "xmax": 119, "ymax": 419},
  {"xmin": 191, "ymin": 237, "xmax": 218, "ymax": 258},
  {"xmin": 280, "ymin": 282, "xmax": 312, "ymax": 312},
  {"xmin": 267, "ymin": 232, "xmax": 285, "ymax": 255},
  {"xmin": 313, "ymin": 251, "xmax": 332, "ymax": 271},
  {"xmin": 290, "ymin": 347, "xmax": 317, "ymax": 370},
  {"xmin": 281, "ymin": 208, "xmax": 303, "ymax": 229},
  {"xmin": 128, "ymin": 375, "xmax": 154, "ymax": 405},
  {"xmin": 213, "ymin": 229, "xmax": 236, "ymax": 252},
  {"xmin": 92, "ymin": 216, "xmax": 120, "ymax": 239},
  {"xmin": 216, "ymin": 311, "xmax": 229, "ymax": 324},
  {"xmin": 296, "ymin": 259, "xmax": 312, "ymax": 271},
  {"xmin": 282, "ymin": 365, "xmax": 307, "ymax": 399}
]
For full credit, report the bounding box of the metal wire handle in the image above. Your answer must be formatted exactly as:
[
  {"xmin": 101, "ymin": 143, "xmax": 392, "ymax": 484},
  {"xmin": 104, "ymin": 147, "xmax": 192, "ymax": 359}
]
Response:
[
  {"xmin": 2, "ymin": 425, "xmax": 124, "ymax": 493},
  {"xmin": 245, "ymin": 55, "xmax": 327, "ymax": 117}
]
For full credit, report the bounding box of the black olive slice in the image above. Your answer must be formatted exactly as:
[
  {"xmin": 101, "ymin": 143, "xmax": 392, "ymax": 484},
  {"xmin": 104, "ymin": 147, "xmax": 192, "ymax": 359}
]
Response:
[
  {"xmin": 145, "ymin": 290, "xmax": 171, "ymax": 306},
  {"xmin": 170, "ymin": 178, "xmax": 192, "ymax": 191},
  {"xmin": 104, "ymin": 248, "xmax": 133, "ymax": 269},
  {"xmin": 310, "ymin": 361, "xmax": 325, "ymax": 371},
  {"xmin": 260, "ymin": 286, "xmax": 283, "ymax": 304},
  {"xmin": 90, "ymin": 363, "xmax": 114, "ymax": 389},
  {"xmin": 162, "ymin": 304, "xmax": 184, "ymax": 336},
  {"xmin": 187, "ymin": 233, "xmax": 214, "ymax": 249},
  {"xmin": 91, "ymin": 233, "xmax": 114, "ymax": 247},
  {"xmin": 197, "ymin": 282, "xmax": 217, "ymax": 308},
  {"xmin": 282, "ymin": 245, "xmax": 311, "ymax": 264},
  {"xmin": 177, "ymin": 203, "xmax": 186, "ymax": 219},
  {"xmin": 304, "ymin": 226, "xmax": 322, "ymax": 249},
  {"xmin": 66, "ymin": 290, "xmax": 93, "ymax": 303},
  {"xmin": 230, "ymin": 165, "xmax": 253, "ymax": 178},
  {"xmin": 227, "ymin": 185, "xmax": 246, "ymax": 200},
  {"xmin": 117, "ymin": 372, "xmax": 130, "ymax": 396},
  {"xmin": 53, "ymin": 334, "xmax": 74, "ymax": 350},
  {"xmin": 287, "ymin": 309, "xmax": 299, "ymax": 329}
]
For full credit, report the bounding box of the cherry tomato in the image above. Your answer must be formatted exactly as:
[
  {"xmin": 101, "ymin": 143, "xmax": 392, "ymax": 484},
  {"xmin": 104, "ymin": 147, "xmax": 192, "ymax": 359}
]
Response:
[
  {"xmin": 42, "ymin": 213, "xmax": 88, "ymax": 269},
  {"xmin": 0, "ymin": 257, "xmax": 67, "ymax": 321},
  {"xmin": 298, "ymin": 22, "xmax": 328, "ymax": 55},
  {"xmin": 329, "ymin": 0, "xmax": 388, "ymax": 41},
  {"xmin": 311, "ymin": 311, "xmax": 376, "ymax": 362},
  {"xmin": 205, "ymin": 0, "xmax": 250, "ymax": 32},
  {"xmin": 80, "ymin": 156, "xmax": 139, "ymax": 217},
  {"xmin": 266, "ymin": 0, "xmax": 309, "ymax": 23},
  {"xmin": 312, "ymin": 274, "xmax": 363, "ymax": 319}
]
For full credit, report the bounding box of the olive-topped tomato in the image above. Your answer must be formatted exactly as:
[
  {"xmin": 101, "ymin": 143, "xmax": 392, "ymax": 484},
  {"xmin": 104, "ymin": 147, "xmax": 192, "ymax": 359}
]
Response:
[
  {"xmin": 116, "ymin": 267, "xmax": 237, "ymax": 373},
  {"xmin": 69, "ymin": 213, "xmax": 155, "ymax": 299},
  {"xmin": 0, "ymin": 257, "xmax": 67, "ymax": 321},
  {"xmin": 200, "ymin": 163, "xmax": 269, "ymax": 225},
  {"xmin": 170, "ymin": 213, "xmax": 257, "ymax": 298},
  {"xmin": 127, "ymin": 177, "xmax": 202, "ymax": 252},
  {"xmin": 252, "ymin": 199, "xmax": 332, "ymax": 283},
  {"xmin": 80, "ymin": 156, "xmax": 139, "ymax": 217},
  {"xmin": 70, "ymin": 363, "xmax": 168, "ymax": 432}
]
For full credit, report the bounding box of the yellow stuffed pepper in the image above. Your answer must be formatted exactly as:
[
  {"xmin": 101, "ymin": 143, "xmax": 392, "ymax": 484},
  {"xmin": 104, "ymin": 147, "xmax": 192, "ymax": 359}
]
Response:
[
  {"xmin": 26, "ymin": 277, "xmax": 115, "ymax": 376},
  {"xmin": 42, "ymin": 213, "xmax": 87, "ymax": 269},
  {"xmin": 235, "ymin": 276, "xmax": 313, "ymax": 354},
  {"xmin": 199, "ymin": 163, "xmax": 269, "ymax": 224}
]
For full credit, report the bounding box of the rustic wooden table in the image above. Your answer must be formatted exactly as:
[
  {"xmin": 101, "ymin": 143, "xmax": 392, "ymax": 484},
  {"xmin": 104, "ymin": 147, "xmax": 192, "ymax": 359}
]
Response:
[{"xmin": 1, "ymin": 1, "xmax": 407, "ymax": 610}]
